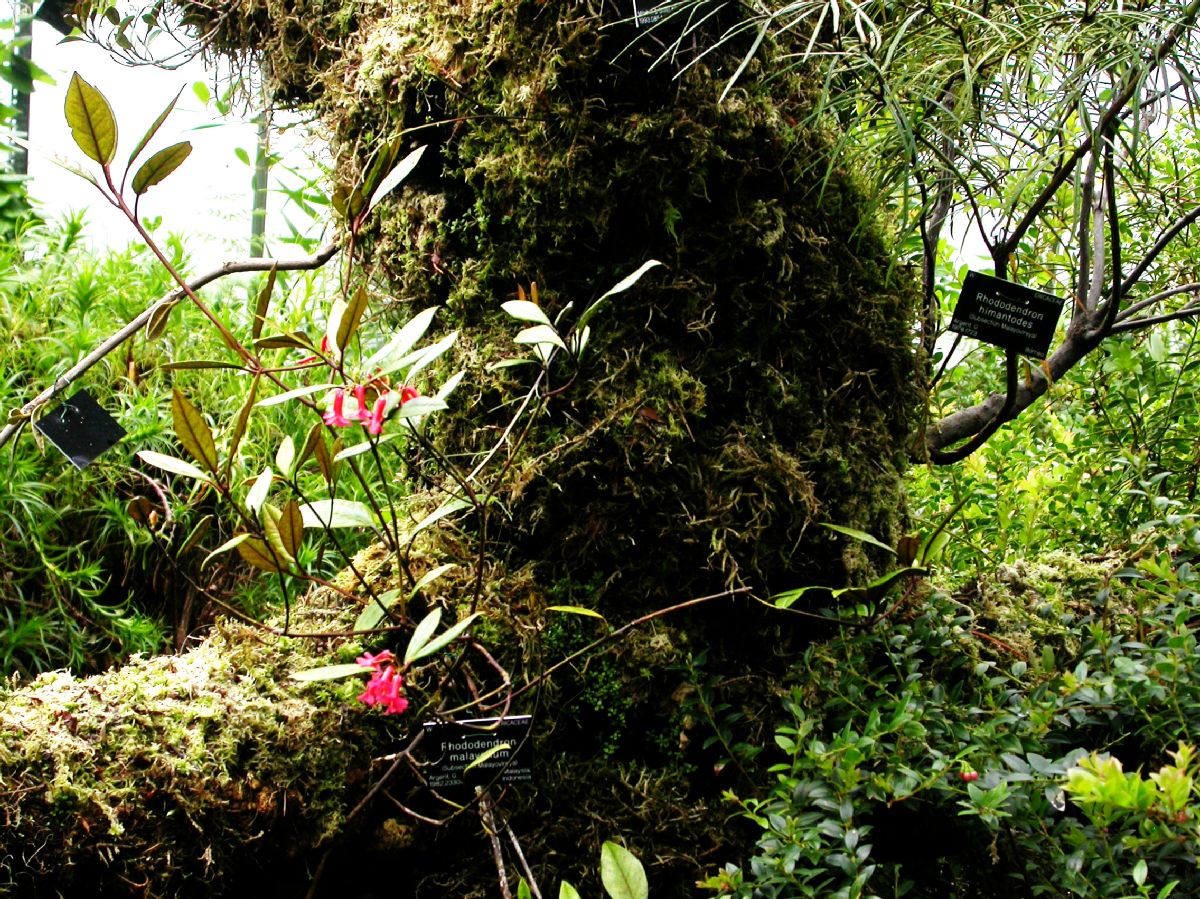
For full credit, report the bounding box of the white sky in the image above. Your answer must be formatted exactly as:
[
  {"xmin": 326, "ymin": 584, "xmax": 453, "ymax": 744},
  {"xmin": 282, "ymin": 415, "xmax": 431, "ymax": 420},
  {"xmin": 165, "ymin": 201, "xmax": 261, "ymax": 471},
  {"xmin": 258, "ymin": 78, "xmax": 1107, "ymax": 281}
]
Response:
[{"xmin": 19, "ymin": 19, "xmax": 330, "ymax": 274}]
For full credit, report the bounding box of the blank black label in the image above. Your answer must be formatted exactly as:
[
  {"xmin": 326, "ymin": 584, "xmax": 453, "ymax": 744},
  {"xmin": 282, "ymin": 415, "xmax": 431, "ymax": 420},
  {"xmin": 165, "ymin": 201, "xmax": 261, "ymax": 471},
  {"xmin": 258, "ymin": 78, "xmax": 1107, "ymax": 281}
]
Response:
[{"xmin": 34, "ymin": 390, "xmax": 126, "ymax": 469}]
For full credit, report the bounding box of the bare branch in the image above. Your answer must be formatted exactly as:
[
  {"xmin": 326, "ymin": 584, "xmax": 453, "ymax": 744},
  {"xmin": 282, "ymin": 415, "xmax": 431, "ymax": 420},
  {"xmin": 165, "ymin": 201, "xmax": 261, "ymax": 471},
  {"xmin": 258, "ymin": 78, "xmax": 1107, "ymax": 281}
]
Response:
[{"xmin": 0, "ymin": 239, "xmax": 342, "ymax": 453}]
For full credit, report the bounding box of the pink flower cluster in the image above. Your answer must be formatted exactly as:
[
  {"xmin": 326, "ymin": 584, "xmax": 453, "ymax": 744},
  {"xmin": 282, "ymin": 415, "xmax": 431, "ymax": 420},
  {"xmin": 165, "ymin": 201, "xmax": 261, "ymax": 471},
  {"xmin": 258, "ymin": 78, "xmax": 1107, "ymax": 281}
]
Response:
[
  {"xmin": 355, "ymin": 650, "xmax": 409, "ymax": 715},
  {"xmin": 323, "ymin": 385, "xmax": 421, "ymax": 435}
]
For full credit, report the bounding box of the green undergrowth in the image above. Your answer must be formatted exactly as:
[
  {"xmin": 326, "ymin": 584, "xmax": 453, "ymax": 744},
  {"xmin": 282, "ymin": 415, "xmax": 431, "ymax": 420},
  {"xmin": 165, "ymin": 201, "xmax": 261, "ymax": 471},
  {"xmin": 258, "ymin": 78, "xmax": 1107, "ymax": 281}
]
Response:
[{"xmin": 708, "ymin": 517, "xmax": 1200, "ymax": 898}]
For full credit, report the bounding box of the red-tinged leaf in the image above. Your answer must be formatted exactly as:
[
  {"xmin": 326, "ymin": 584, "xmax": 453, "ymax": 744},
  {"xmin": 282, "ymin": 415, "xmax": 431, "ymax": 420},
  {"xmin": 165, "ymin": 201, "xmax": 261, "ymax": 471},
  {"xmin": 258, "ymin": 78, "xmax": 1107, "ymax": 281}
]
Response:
[
  {"xmin": 336, "ymin": 284, "xmax": 369, "ymax": 353},
  {"xmin": 145, "ymin": 298, "xmax": 176, "ymax": 339},
  {"xmin": 261, "ymin": 503, "xmax": 297, "ymax": 571},
  {"xmin": 226, "ymin": 373, "xmax": 260, "ymax": 480},
  {"xmin": 277, "ymin": 500, "xmax": 304, "ymax": 560},
  {"xmin": 298, "ymin": 421, "xmax": 324, "ymax": 471},
  {"xmin": 178, "ymin": 515, "xmax": 214, "ymax": 556},
  {"xmin": 171, "ymin": 389, "xmax": 219, "ymax": 473},
  {"xmin": 237, "ymin": 535, "xmax": 284, "ymax": 574},
  {"xmin": 314, "ymin": 431, "xmax": 335, "ymax": 485},
  {"xmin": 253, "ymin": 265, "xmax": 277, "ymax": 340},
  {"xmin": 132, "ymin": 141, "xmax": 192, "ymax": 195},
  {"xmin": 253, "ymin": 331, "xmax": 314, "ymax": 351},
  {"xmin": 65, "ymin": 72, "xmax": 117, "ymax": 165},
  {"xmin": 127, "ymin": 85, "xmax": 184, "ymax": 168}
]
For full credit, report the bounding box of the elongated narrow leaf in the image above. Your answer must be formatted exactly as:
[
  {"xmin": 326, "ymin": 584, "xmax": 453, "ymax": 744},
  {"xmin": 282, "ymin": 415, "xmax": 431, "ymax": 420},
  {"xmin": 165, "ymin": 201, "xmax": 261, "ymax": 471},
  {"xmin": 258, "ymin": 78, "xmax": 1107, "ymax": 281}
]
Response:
[
  {"xmin": 137, "ymin": 450, "xmax": 211, "ymax": 482},
  {"xmin": 256, "ymin": 383, "xmax": 335, "ymax": 407},
  {"xmin": 65, "ymin": 72, "xmax": 117, "ymax": 165},
  {"xmin": 289, "ymin": 663, "xmax": 370, "ymax": 682},
  {"xmin": 159, "ymin": 359, "xmax": 245, "ymax": 372},
  {"xmin": 299, "ymin": 499, "xmax": 377, "ymax": 529},
  {"xmin": 600, "ymin": 842, "xmax": 648, "ymax": 899},
  {"xmin": 392, "ymin": 396, "xmax": 448, "ymax": 421},
  {"xmin": 820, "ymin": 522, "xmax": 896, "ymax": 554},
  {"xmin": 514, "ymin": 324, "xmax": 566, "ymax": 351},
  {"xmin": 336, "ymin": 285, "xmax": 370, "ymax": 355},
  {"xmin": 366, "ymin": 144, "xmax": 426, "ymax": 216},
  {"xmin": 364, "ymin": 307, "xmax": 438, "ymax": 373},
  {"xmin": 771, "ymin": 585, "xmax": 832, "ymax": 609},
  {"xmin": 7, "ymin": 134, "xmax": 100, "ymax": 187},
  {"xmin": 254, "ymin": 332, "xmax": 314, "ymax": 351},
  {"xmin": 435, "ymin": 370, "xmax": 466, "ymax": 402},
  {"xmin": 252, "ymin": 265, "xmax": 277, "ymax": 340},
  {"xmin": 405, "ymin": 331, "xmax": 459, "ymax": 380},
  {"xmin": 547, "ymin": 605, "xmax": 607, "ymax": 621},
  {"xmin": 202, "ymin": 533, "xmax": 252, "ymax": 568},
  {"xmin": 128, "ymin": 84, "xmax": 183, "ymax": 167},
  {"xmin": 178, "ymin": 514, "xmax": 213, "ymax": 556},
  {"xmin": 237, "ymin": 535, "xmax": 284, "ymax": 574},
  {"xmin": 501, "ymin": 300, "xmax": 551, "ymax": 325},
  {"xmin": 412, "ymin": 563, "xmax": 457, "ymax": 597},
  {"xmin": 464, "ymin": 742, "xmax": 511, "ymax": 773},
  {"xmin": 172, "ymin": 389, "xmax": 219, "ymax": 473},
  {"xmin": 324, "ymin": 297, "xmax": 347, "ymax": 361},
  {"xmin": 275, "ymin": 435, "xmax": 296, "ymax": 478},
  {"xmin": 244, "ymin": 466, "xmax": 273, "ymax": 515},
  {"xmin": 334, "ymin": 432, "xmax": 404, "ymax": 461},
  {"xmin": 404, "ymin": 608, "xmax": 442, "ymax": 664},
  {"xmin": 412, "ymin": 496, "xmax": 472, "ymax": 536},
  {"xmin": 132, "ymin": 141, "xmax": 192, "ymax": 195},
  {"xmin": 226, "ymin": 373, "xmax": 261, "ymax": 479},
  {"xmin": 354, "ymin": 588, "xmax": 404, "ymax": 632},
  {"xmin": 261, "ymin": 503, "xmax": 298, "ymax": 571},
  {"xmin": 145, "ymin": 298, "xmax": 176, "ymax": 340},
  {"xmin": 576, "ymin": 260, "xmax": 663, "ymax": 332},
  {"xmin": 406, "ymin": 611, "xmax": 480, "ymax": 664},
  {"xmin": 276, "ymin": 500, "xmax": 304, "ymax": 559}
]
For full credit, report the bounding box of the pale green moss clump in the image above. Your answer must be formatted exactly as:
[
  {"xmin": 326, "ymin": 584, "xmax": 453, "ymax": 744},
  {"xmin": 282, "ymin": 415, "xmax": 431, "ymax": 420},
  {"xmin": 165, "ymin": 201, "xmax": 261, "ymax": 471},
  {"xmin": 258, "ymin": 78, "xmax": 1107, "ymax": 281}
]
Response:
[{"xmin": 0, "ymin": 608, "xmax": 388, "ymax": 897}]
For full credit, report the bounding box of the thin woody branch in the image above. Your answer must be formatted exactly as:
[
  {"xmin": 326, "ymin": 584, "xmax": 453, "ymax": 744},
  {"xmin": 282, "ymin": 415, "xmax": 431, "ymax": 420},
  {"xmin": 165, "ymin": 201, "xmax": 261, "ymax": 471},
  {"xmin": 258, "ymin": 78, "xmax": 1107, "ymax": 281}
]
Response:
[{"xmin": 0, "ymin": 239, "xmax": 341, "ymax": 452}]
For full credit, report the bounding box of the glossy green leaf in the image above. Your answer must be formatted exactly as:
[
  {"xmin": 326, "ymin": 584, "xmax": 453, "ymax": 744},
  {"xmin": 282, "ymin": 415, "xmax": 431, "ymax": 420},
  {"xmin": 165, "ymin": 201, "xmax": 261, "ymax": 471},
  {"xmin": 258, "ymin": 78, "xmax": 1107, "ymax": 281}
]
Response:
[
  {"xmin": 576, "ymin": 260, "xmax": 663, "ymax": 333},
  {"xmin": 600, "ymin": 842, "xmax": 648, "ymax": 899},
  {"xmin": 547, "ymin": 605, "xmax": 607, "ymax": 621},
  {"xmin": 289, "ymin": 663, "xmax": 370, "ymax": 682},
  {"xmin": 366, "ymin": 144, "xmax": 426, "ymax": 216},
  {"xmin": 172, "ymin": 389, "xmax": 219, "ymax": 474},
  {"xmin": 501, "ymin": 299, "xmax": 552, "ymax": 326},
  {"xmin": 178, "ymin": 514, "xmax": 213, "ymax": 556},
  {"xmin": 253, "ymin": 331, "xmax": 313, "ymax": 351},
  {"xmin": 65, "ymin": 72, "xmax": 117, "ymax": 165},
  {"xmin": 252, "ymin": 265, "xmax": 277, "ymax": 341},
  {"xmin": 560, "ymin": 884, "xmax": 582, "ymax": 899},
  {"xmin": 336, "ymin": 285, "xmax": 370, "ymax": 354},
  {"xmin": 137, "ymin": 450, "xmax": 211, "ymax": 483},
  {"xmin": 364, "ymin": 307, "xmax": 438, "ymax": 374},
  {"xmin": 517, "ymin": 877, "xmax": 532, "ymax": 899},
  {"xmin": 299, "ymin": 499, "xmax": 377, "ymax": 529},
  {"xmin": 514, "ymin": 324, "xmax": 567, "ymax": 351},
  {"xmin": 275, "ymin": 435, "xmax": 296, "ymax": 478},
  {"xmin": 354, "ymin": 588, "xmax": 404, "ymax": 632},
  {"xmin": 412, "ymin": 496, "xmax": 472, "ymax": 536},
  {"xmin": 334, "ymin": 432, "xmax": 404, "ymax": 461},
  {"xmin": 466, "ymin": 743, "xmax": 512, "ymax": 773},
  {"xmin": 255, "ymin": 383, "xmax": 335, "ymax": 407},
  {"xmin": 226, "ymin": 373, "xmax": 261, "ymax": 479},
  {"xmin": 132, "ymin": 140, "xmax": 192, "ymax": 194},
  {"xmin": 820, "ymin": 522, "xmax": 896, "ymax": 554},
  {"xmin": 202, "ymin": 533, "xmax": 251, "ymax": 568},
  {"xmin": 245, "ymin": 466, "xmax": 273, "ymax": 515},
  {"xmin": 237, "ymin": 535, "xmax": 284, "ymax": 574},
  {"xmin": 406, "ymin": 610, "xmax": 480, "ymax": 664},
  {"xmin": 128, "ymin": 85, "xmax": 183, "ymax": 168}
]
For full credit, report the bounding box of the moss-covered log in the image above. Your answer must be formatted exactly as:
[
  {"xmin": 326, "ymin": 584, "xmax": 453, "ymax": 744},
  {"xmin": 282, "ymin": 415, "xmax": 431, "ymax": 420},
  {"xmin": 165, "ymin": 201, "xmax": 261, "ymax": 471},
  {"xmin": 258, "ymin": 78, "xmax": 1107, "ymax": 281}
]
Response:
[{"xmin": 3, "ymin": 0, "xmax": 925, "ymax": 894}]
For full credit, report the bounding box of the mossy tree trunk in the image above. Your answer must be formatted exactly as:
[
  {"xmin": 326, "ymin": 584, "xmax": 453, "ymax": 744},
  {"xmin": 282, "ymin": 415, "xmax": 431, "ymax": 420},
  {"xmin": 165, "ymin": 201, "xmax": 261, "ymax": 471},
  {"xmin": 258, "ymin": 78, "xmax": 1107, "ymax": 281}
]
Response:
[{"xmin": 3, "ymin": 1, "xmax": 922, "ymax": 895}]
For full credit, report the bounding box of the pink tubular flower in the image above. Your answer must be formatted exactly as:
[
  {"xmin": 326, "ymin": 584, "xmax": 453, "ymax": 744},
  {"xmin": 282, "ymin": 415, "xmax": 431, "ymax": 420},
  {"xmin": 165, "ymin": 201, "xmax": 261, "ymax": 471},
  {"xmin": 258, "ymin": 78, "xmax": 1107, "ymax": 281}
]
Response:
[
  {"xmin": 366, "ymin": 393, "xmax": 389, "ymax": 435},
  {"xmin": 400, "ymin": 385, "xmax": 420, "ymax": 405},
  {"xmin": 356, "ymin": 650, "xmax": 408, "ymax": 715},
  {"xmin": 354, "ymin": 384, "xmax": 370, "ymax": 421},
  {"xmin": 322, "ymin": 388, "xmax": 353, "ymax": 427}
]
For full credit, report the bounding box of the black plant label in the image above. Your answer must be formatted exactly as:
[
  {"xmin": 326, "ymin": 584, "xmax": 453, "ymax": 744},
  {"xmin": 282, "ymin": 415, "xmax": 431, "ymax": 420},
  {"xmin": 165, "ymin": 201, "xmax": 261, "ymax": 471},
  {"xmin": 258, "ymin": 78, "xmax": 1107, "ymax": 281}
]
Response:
[
  {"xmin": 949, "ymin": 271, "xmax": 1065, "ymax": 359},
  {"xmin": 34, "ymin": 390, "xmax": 126, "ymax": 469}
]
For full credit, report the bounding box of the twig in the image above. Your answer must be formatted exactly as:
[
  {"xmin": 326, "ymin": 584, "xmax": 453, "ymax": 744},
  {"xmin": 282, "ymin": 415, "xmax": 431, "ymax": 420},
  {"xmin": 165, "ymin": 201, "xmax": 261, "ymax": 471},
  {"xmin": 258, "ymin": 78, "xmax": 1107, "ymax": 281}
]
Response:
[
  {"xmin": 478, "ymin": 788, "xmax": 514, "ymax": 899},
  {"xmin": 0, "ymin": 239, "xmax": 341, "ymax": 452}
]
